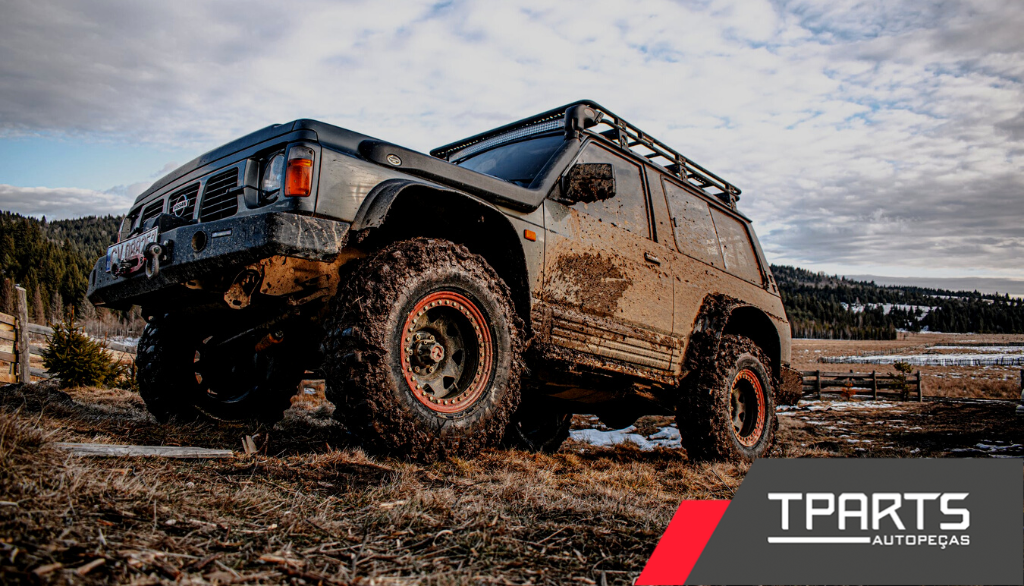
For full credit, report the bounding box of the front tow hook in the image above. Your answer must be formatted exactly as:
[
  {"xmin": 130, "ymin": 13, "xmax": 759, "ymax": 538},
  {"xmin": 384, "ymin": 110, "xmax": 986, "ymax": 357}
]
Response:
[{"xmin": 144, "ymin": 240, "xmax": 173, "ymax": 279}]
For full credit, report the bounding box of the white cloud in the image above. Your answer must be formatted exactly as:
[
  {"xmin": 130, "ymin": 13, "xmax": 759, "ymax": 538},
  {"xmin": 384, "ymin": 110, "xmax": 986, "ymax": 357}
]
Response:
[
  {"xmin": 0, "ymin": 0, "xmax": 1022, "ymax": 277},
  {"xmin": 0, "ymin": 184, "xmax": 133, "ymax": 220}
]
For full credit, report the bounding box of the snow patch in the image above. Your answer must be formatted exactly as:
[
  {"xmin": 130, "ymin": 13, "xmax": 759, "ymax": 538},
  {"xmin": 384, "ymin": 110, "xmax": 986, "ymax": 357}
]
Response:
[{"xmin": 570, "ymin": 424, "xmax": 681, "ymax": 450}]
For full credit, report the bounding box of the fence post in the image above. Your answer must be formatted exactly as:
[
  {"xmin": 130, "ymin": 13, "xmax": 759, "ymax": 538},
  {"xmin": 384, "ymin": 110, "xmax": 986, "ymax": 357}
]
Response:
[
  {"xmin": 15, "ymin": 286, "xmax": 29, "ymax": 384},
  {"xmin": 1016, "ymin": 369, "xmax": 1023, "ymax": 416},
  {"xmin": 916, "ymin": 370, "xmax": 923, "ymax": 402},
  {"xmin": 816, "ymin": 370, "xmax": 822, "ymax": 400},
  {"xmin": 872, "ymin": 371, "xmax": 878, "ymax": 400}
]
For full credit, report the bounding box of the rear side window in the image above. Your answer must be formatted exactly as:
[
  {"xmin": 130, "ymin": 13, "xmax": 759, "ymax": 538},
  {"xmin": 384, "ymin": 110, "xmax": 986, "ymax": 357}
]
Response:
[
  {"xmin": 664, "ymin": 179, "xmax": 763, "ymax": 285},
  {"xmin": 710, "ymin": 208, "xmax": 762, "ymax": 285},
  {"xmin": 663, "ymin": 180, "xmax": 724, "ymax": 268}
]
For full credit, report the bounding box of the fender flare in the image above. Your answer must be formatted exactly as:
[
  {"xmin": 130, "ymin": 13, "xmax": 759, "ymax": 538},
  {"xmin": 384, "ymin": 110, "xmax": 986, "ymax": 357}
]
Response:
[
  {"xmin": 352, "ymin": 178, "xmax": 464, "ymax": 231},
  {"xmin": 349, "ymin": 178, "xmax": 534, "ymax": 334},
  {"xmin": 683, "ymin": 293, "xmax": 782, "ymax": 382}
]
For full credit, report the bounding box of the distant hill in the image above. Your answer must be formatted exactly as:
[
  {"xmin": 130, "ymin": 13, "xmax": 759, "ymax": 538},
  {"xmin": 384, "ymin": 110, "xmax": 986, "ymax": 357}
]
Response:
[
  {"xmin": 772, "ymin": 265, "xmax": 1024, "ymax": 339},
  {"xmin": 0, "ymin": 211, "xmax": 120, "ymax": 322}
]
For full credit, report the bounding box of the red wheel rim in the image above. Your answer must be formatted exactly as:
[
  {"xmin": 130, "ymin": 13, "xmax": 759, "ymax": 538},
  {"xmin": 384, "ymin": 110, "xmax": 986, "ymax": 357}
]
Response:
[
  {"xmin": 731, "ymin": 368, "xmax": 766, "ymax": 447},
  {"xmin": 399, "ymin": 291, "xmax": 494, "ymax": 414}
]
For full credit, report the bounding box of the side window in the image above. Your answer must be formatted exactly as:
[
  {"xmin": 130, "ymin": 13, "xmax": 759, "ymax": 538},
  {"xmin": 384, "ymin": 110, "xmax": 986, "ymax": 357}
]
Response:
[
  {"xmin": 663, "ymin": 180, "xmax": 724, "ymax": 268},
  {"xmin": 710, "ymin": 208, "xmax": 763, "ymax": 285},
  {"xmin": 572, "ymin": 142, "xmax": 649, "ymax": 237}
]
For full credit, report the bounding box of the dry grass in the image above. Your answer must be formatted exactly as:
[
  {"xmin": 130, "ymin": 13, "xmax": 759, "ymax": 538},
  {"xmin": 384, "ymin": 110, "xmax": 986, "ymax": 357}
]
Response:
[
  {"xmin": 3, "ymin": 341, "xmax": 1021, "ymax": 584},
  {"xmin": 0, "ymin": 383, "xmax": 743, "ymax": 585}
]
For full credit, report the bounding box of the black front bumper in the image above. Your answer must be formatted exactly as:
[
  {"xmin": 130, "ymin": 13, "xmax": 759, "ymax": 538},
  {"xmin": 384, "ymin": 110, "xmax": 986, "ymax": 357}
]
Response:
[{"xmin": 87, "ymin": 213, "xmax": 350, "ymax": 310}]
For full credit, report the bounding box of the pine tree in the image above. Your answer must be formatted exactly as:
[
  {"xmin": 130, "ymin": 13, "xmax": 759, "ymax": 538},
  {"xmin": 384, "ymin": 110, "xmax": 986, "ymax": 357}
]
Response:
[
  {"xmin": 0, "ymin": 278, "xmax": 12, "ymax": 315},
  {"xmin": 49, "ymin": 291, "xmax": 64, "ymax": 324},
  {"xmin": 31, "ymin": 284, "xmax": 46, "ymax": 325},
  {"xmin": 41, "ymin": 316, "xmax": 118, "ymax": 388}
]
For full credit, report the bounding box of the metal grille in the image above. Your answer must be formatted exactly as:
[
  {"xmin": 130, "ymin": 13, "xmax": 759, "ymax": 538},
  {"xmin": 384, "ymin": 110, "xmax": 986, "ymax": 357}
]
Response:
[
  {"xmin": 140, "ymin": 199, "xmax": 165, "ymax": 225},
  {"xmin": 168, "ymin": 183, "xmax": 200, "ymax": 220},
  {"xmin": 199, "ymin": 169, "xmax": 240, "ymax": 222},
  {"xmin": 119, "ymin": 211, "xmax": 138, "ymax": 241}
]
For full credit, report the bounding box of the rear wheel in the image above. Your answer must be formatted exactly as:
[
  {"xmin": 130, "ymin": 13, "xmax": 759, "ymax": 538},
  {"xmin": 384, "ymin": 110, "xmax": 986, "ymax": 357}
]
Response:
[
  {"xmin": 136, "ymin": 316, "xmax": 303, "ymax": 424},
  {"xmin": 677, "ymin": 334, "xmax": 776, "ymax": 462},
  {"xmin": 321, "ymin": 238, "xmax": 524, "ymax": 462}
]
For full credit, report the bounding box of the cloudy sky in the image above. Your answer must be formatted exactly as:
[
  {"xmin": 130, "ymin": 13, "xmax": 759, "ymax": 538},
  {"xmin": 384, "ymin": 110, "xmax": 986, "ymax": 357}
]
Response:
[{"xmin": 1, "ymin": 0, "xmax": 1022, "ymax": 288}]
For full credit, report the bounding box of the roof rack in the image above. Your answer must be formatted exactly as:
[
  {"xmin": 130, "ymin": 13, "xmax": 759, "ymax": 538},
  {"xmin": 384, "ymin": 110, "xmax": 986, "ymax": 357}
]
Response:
[{"xmin": 430, "ymin": 100, "xmax": 741, "ymax": 206}]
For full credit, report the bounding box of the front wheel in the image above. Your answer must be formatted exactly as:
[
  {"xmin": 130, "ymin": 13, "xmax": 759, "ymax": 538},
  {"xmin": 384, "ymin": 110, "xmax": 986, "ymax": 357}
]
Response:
[
  {"xmin": 677, "ymin": 335, "xmax": 777, "ymax": 462},
  {"xmin": 321, "ymin": 238, "xmax": 524, "ymax": 462},
  {"xmin": 136, "ymin": 316, "xmax": 304, "ymax": 424}
]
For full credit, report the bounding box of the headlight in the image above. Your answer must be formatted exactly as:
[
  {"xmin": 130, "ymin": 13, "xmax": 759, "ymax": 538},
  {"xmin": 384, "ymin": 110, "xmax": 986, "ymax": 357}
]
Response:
[{"xmin": 261, "ymin": 153, "xmax": 285, "ymax": 196}]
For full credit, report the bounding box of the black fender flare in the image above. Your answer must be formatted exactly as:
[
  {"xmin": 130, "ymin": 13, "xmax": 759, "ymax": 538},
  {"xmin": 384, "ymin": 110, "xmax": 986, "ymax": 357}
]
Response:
[
  {"xmin": 683, "ymin": 293, "xmax": 782, "ymax": 383},
  {"xmin": 352, "ymin": 178, "xmax": 463, "ymax": 231},
  {"xmin": 350, "ymin": 178, "xmax": 534, "ymax": 335}
]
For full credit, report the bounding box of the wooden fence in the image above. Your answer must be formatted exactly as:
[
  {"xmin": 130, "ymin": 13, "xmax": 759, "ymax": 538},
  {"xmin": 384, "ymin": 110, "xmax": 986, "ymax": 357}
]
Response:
[
  {"xmin": 801, "ymin": 369, "xmax": 924, "ymax": 401},
  {"xmin": 1, "ymin": 286, "xmax": 136, "ymax": 384}
]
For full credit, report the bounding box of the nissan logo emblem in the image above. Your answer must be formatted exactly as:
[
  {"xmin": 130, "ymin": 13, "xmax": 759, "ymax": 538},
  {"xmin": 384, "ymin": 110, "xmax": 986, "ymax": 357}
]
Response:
[{"xmin": 171, "ymin": 196, "xmax": 190, "ymax": 217}]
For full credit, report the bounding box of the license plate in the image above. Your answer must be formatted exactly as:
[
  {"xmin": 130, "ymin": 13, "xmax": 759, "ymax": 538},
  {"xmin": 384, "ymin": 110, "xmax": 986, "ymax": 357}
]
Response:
[{"xmin": 106, "ymin": 227, "xmax": 159, "ymax": 274}]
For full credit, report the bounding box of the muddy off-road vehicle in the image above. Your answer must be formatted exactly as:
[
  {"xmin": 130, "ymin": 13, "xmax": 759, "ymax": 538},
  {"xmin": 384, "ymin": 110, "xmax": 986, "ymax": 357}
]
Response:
[{"xmin": 88, "ymin": 101, "xmax": 800, "ymax": 462}]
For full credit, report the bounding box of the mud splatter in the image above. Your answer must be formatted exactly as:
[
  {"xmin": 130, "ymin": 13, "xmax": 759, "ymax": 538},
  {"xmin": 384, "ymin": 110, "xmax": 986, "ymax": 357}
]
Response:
[{"xmin": 551, "ymin": 253, "xmax": 632, "ymax": 318}]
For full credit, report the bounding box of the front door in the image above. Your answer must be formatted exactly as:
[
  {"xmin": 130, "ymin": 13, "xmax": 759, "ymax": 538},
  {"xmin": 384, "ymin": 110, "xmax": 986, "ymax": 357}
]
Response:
[{"xmin": 541, "ymin": 140, "xmax": 677, "ymax": 375}]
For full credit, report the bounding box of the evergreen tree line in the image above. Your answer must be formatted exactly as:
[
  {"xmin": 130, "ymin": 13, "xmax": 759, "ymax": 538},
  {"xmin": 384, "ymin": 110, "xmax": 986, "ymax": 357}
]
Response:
[
  {"xmin": 0, "ymin": 211, "xmax": 143, "ymax": 338},
  {"xmin": 3, "ymin": 211, "xmax": 1023, "ymax": 341},
  {"xmin": 773, "ymin": 265, "xmax": 1024, "ymax": 339}
]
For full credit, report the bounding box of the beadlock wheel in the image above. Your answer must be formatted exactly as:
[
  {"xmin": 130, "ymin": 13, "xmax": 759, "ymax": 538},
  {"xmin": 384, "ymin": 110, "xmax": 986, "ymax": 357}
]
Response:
[
  {"xmin": 677, "ymin": 334, "xmax": 777, "ymax": 462},
  {"xmin": 731, "ymin": 368, "xmax": 767, "ymax": 447},
  {"xmin": 400, "ymin": 291, "xmax": 494, "ymax": 414},
  {"xmin": 321, "ymin": 238, "xmax": 523, "ymax": 462}
]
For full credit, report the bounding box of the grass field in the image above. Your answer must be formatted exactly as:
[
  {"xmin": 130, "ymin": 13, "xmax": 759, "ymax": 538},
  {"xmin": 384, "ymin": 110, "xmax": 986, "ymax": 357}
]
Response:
[
  {"xmin": 1, "ymin": 335, "xmax": 1022, "ymax": 584},
  {"xmin": 792, "ymin": 332, "xmax": 1024, "ymax": 400}
]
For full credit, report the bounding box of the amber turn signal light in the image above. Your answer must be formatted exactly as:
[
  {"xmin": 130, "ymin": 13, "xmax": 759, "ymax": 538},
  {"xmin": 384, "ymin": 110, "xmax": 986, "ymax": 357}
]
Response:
[
  {"xmin": 285, "ymin": 158, "xmax": 313, "ymax": 197},
  {"xmin": 524, "ymin": 229, "xmax": 537, "ymax": 241}
]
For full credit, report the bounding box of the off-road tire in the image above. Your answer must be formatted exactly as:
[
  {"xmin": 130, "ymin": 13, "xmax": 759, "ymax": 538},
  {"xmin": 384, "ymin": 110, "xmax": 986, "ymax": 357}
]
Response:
[
  {"xmin": 677, "ymin": 334, "xmax": 777, "ymax": 462},
  {"xmin": 504, "ymin": 402, "xmax": 572, "ymax": 453},
  {"xmin": 137, "ymin": 315, "xmax": 302, "ymax": 424},
  {"xmin": 321, "ymin": 238, "xmax": 524, "ymax": 462}
]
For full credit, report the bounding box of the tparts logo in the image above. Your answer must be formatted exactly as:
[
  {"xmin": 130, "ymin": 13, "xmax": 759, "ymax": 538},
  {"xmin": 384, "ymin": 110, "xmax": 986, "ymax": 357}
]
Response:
[
  {"xmin": 767, "ymin": 491, "xmax": 970, "ymax": 548},
  {"xmin": 639, "ymin": 460, "xmax": 1021, "ymax": 585}
]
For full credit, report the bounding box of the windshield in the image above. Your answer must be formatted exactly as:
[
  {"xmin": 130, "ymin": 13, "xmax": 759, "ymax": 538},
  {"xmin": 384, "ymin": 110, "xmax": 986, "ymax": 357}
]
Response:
[{"xmin": 454, "ymin": 133, "xmax": 565, "ymax": 187}]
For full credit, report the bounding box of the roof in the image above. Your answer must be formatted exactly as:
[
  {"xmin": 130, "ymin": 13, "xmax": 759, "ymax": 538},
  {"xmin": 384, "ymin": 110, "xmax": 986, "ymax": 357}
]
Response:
[{"xmin": 430, "ymin": 100, "xmax": 741, "ymax": 205}]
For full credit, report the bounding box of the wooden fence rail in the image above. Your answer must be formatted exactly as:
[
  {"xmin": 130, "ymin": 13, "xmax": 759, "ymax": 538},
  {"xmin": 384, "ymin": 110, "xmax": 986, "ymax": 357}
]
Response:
[
  {"xmin": 800, "ymin": 369, "xmax": 923, "ymax": 402},
  {"xmin": 0, "ymin": 285, "xmax": 136, "ymax": 384}
]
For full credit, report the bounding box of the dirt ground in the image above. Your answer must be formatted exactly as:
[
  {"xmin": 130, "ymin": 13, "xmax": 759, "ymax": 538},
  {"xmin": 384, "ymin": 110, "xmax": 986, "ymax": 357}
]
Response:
[{"xmin": 1, "ymin": 337, "xmax": 1022, "ymax": 584}]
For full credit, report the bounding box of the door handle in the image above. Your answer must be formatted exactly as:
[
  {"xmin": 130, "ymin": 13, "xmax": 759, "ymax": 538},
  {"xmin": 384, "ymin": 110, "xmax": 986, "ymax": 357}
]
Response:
[{"xmin": 644, "ymin": 252, "xmax": 661, "ymax": 265}]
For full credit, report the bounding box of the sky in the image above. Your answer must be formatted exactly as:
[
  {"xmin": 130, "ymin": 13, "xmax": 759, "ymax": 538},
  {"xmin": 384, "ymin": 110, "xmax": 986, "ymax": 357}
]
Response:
[{"xmin": 0, "ymin": 0, "xmax": 1022, "ymax": 289}]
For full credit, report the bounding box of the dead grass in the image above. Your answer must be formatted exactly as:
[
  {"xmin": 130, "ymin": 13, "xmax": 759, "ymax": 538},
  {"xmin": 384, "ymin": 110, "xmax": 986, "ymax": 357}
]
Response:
[
  {"xmin": 2, "ymin": 351, "xmax": 1020, "ymax": 584},
  {"xmin": 0, "ymin": 383, "xmax": 743, "ymax": 585}
]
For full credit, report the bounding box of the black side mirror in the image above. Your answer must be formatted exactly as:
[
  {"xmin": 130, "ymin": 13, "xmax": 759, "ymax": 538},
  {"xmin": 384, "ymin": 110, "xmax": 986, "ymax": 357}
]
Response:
[{"xmin": 563, "ymin": 163, "xmax": 615, "ymax": 203}]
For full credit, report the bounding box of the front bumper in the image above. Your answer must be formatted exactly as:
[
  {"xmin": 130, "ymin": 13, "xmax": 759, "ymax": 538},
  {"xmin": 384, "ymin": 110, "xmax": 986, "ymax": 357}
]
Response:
[{"xmin": 87, "ymin": 213, "xmax": 350, "ymax": 310}]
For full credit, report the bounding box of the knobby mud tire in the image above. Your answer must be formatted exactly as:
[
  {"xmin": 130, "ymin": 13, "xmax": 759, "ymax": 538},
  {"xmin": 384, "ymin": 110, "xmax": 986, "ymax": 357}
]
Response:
[
  {"xmin": 137, "ymin": 316, "xmax": 302, "ymax": 424},
  {"xmin": 137, "ymin": 317, "xmax": 203, "ymax": 423},
  {"xmin": 503, "ymin": 403, "xmax": 572, "ymax": 453},
  {"xmin": 321, "ymin": 238, "xmax": 524, "ymax": 462},
  {"xmin": 677, "ymin": 334, "xmax": 777, "ymax": 462}
]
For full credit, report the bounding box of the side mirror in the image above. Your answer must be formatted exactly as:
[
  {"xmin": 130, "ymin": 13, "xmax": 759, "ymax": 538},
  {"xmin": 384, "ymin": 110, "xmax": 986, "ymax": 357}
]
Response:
[{"xmin": 563, "ymin": 163, "xmax": 615, "ymax": 203}]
